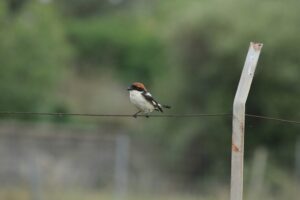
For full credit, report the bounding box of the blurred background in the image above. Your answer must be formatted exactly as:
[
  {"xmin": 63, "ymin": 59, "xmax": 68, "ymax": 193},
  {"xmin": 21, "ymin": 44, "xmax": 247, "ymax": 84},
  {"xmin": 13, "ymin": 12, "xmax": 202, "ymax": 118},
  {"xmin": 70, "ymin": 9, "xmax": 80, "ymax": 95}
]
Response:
[{"xmin": 0, "ymin": 0, "xmax": 299, "ymax": 199}]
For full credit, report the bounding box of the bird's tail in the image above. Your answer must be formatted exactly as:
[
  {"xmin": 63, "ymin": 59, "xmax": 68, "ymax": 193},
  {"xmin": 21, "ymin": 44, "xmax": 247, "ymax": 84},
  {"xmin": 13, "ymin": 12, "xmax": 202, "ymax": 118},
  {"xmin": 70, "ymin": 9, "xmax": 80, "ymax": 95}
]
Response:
[
  {"xmin": 162, "ymin": 105, "xmax": 171, "ymax": 109},
  {"xmin": 156, "ymin": 104, "xmax": 171, "ymax": 112}
]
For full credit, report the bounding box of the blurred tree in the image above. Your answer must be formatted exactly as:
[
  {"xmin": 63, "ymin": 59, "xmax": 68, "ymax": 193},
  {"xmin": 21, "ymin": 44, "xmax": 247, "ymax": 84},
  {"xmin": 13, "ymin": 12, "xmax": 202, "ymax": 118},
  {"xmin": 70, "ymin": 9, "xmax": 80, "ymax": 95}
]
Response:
[
  {"xmin": 143, "ymin": 0, "xmax": 300, "ymax": 182},
  {"xmin": 6, "ymin": 0, "xmax": 28, "ymax": 14},
  {"xmin": 54, "ymin": 0, "xmax": 129, "ymax": 17},
  {"xmin": 54, "ymin": 0, "xmax": 158, "ymax": 18},
  {"xmin": 68, "ymin": 16, "xmax": 166, "ymax": 83},
  {"xmin": 0, "ymin": 0, "xmax": 71, "ymax": 112}
]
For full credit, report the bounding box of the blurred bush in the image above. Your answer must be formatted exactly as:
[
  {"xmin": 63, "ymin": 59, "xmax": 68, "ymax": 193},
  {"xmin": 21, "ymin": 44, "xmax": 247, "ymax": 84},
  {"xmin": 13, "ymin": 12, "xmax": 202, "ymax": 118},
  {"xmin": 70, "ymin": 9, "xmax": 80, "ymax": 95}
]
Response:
[
  {"xmin": 0, "ymin": 1, "xmax": 71, "ymax": 112},
  {"xmin": 67, "ymin": 16, "xmax": 166, "ymax": 83},
  {"xmin": 150, "ymin": 0, "xmax": 300, "ymax": 181},
  {"xmin": 54, "ymin": 0, "xmax": 129, "ymax": 17}
]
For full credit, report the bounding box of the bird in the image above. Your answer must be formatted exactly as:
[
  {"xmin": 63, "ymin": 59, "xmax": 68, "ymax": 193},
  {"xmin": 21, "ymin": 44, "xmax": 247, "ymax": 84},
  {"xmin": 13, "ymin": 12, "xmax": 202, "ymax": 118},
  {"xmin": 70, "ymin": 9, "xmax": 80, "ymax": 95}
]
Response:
[{"xmin": 127, "ymin": 82, "xmax": 171, "ymax": 118}]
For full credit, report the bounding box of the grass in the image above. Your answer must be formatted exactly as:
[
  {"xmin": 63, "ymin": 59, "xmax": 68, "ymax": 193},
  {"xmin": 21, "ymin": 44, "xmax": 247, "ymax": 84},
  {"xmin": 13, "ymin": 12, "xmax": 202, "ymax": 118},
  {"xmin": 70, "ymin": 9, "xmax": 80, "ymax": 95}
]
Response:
[
  {"xmin": 0, "ymin": 187, "xmax": 226, "ymax": 200},
  {"xmin": 0, "ymin": 185, "xmax": 299, "ymax": 200}
]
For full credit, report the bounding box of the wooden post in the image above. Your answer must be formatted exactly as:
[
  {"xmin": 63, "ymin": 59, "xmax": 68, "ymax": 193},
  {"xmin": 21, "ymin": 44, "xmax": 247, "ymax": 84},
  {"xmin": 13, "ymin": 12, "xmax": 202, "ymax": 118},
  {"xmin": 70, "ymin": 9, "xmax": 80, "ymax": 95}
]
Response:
[
  {"xmin": 114, "ymin": 134, "xmax": 130, "ymax": 200},
  {"xmin": 230, "ymin": 42, "xmax": 263, "ymax": 200}
]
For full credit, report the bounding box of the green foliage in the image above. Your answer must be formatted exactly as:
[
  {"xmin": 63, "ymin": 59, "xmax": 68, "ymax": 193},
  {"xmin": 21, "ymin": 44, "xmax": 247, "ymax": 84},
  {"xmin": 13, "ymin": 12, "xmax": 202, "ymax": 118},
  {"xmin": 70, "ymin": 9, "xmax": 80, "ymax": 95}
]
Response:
[
  {"xmin": 151, "ymin": 0, "xmax": 300, "ymax": 179},
  {"xmin": 54, "ymin": 0, "xmax": 125, "ymax": 17},
  {"xmin": 0, "ymin": 1, "xmax": 71, "ymax": 112},
  {"xmin": 1, "ymin": 0, "xmax": 299, "ymax": 185},
  {"xmin": 68, "ymin": 16, "xmax": 166, "ymax": 83}
]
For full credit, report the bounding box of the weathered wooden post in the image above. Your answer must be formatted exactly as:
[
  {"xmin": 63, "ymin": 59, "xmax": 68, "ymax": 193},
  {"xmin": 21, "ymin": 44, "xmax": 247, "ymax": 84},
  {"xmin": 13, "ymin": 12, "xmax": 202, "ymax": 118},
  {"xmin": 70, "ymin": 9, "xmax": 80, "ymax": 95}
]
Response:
[
  {"xmin": 114, "ymin": 134, "xmax": 130, "ymax": 200},
  {"xmin": 230, "ymin": 42, "xmax": 263, "ymax": 200}
]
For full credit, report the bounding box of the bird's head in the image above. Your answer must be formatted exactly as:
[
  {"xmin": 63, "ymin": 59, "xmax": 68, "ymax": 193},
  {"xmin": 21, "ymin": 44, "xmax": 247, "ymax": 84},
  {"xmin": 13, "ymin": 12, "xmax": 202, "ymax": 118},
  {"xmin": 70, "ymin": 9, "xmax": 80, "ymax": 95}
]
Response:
[{"xmin": 127, "ymin": 82, "xmax": 147, "ymax": 92}]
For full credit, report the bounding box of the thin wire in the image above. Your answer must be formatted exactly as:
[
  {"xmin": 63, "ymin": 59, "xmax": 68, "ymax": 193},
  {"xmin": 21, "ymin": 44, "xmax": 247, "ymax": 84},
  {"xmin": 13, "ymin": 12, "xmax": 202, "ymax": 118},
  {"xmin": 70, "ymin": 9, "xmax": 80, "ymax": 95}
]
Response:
[
  {"xmin": 245, "ymin": 113, "xmax": 300, "ymax": 124},
  {"xmin": 0, "ymin": 111, "xmax": 231, "ymax": 118},
  {"xmin": 0, "ymin": 111, "xmax": 299, "ymax": 125}
]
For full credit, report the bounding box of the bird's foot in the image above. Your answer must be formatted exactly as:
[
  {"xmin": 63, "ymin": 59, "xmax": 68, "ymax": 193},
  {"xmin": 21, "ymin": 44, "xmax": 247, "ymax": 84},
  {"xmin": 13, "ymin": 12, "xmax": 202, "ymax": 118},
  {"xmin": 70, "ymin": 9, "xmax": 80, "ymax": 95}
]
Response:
[{"xmin": 133, "ymin": 111, "xmax": 141, "ymax": 118}]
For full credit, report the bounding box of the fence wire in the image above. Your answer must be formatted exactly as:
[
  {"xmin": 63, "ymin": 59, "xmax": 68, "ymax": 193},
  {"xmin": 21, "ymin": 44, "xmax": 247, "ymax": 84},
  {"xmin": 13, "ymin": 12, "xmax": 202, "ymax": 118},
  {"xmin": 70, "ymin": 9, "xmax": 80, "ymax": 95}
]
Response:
[{"xmin": 0, "ymin": 111, "xmax": 299, "ymax": 125}]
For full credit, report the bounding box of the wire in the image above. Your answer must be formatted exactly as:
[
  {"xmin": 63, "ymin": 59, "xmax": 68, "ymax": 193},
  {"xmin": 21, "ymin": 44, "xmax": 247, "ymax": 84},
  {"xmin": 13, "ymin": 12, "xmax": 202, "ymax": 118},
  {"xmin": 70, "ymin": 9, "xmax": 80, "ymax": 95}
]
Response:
[
  {"xmin": 245, "ymin": 114, "xmax": 300, "ymax": 125},
  {"xmin": 0, "ymin": 111, "xmax": 299, "ymax": 125},
  {"xmin": 0, "ymin": 111, "xmax": 231, "ymax": 118}
]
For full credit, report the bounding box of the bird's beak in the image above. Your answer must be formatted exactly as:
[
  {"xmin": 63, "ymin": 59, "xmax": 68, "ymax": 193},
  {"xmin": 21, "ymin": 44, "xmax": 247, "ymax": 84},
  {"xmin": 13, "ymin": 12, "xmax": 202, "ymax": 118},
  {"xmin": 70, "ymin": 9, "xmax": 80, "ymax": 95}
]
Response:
[{"xmin": 127, "ymin": 86, "xmax": 131, "ymax": 91}]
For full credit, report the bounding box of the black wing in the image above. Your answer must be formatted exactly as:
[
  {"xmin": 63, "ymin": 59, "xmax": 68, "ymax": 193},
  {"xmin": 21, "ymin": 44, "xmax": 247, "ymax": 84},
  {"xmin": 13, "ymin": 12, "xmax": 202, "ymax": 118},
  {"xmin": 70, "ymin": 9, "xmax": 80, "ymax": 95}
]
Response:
[{"xmin": 142, "ymin": 92, "xmax": 163, "ymax": 112}]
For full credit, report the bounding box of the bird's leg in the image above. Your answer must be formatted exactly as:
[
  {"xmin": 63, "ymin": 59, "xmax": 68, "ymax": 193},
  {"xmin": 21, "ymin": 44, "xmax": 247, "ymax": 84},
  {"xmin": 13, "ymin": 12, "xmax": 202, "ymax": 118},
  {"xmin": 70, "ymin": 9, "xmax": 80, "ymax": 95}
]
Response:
[{"xmin": 133, "ymin": 111, "xmax": 141, "ymax": 118}]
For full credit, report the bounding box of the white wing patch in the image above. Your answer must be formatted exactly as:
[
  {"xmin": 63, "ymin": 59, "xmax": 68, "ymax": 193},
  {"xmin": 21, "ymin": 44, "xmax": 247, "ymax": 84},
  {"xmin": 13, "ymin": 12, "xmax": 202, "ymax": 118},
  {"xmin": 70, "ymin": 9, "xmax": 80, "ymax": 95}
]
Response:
[
  {"xmin": 144, "ymin": 92, "xmax": 158, "ymax": 105},
  {"xmin": 144, "ymin": 92, "xmax": 152, "ymax": 97}
]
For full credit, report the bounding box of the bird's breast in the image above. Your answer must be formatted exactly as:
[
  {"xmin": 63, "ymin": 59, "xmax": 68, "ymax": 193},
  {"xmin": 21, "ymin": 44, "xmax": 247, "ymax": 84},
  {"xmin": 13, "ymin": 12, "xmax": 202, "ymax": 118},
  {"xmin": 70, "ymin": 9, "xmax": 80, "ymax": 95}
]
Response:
[{"xmin": 129, "ymin": 91, "xmax": 154, "ymax": 112}]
